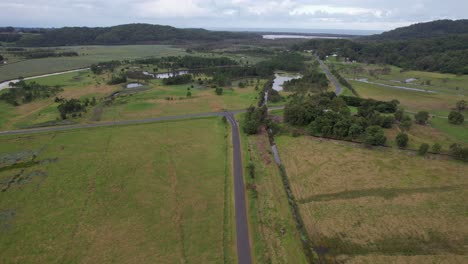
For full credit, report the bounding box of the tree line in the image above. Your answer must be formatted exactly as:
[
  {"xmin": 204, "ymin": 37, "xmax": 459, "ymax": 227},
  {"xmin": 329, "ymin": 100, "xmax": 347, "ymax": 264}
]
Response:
[{"xmin": 0, "ymin": 81, "xmax": 63, "ymax": 106}]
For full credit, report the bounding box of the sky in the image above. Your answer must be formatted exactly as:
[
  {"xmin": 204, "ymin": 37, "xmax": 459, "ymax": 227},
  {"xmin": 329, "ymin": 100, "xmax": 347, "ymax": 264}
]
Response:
[{"xmin": 0, "ymin": 0, "xmax": 466, "ymax": 31}]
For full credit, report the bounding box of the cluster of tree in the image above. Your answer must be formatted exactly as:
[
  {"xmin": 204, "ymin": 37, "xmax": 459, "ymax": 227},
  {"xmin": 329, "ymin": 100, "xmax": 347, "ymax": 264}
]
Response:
[
  {"xmin": 448, "ymin": 111, "xmax": 464, "ymax": 125},
  {"xmin": 284, "ymin": 92, "xmax": 396, "ymax": 145},
  {"xmin": 0, "ymin": 81, "xmax": 63, "ymax": 105},
  {"xmin": 107, "ymin": 74, "xmax": 127, "ymax": 85},
  {"xmin": 162, "ymin": 74, "xmax": 193, "ymax": 85},
  {"xmin": 134, "ymin": 56, "xmax": 238, "ymax": 70},
  {"xmin": 255, "ymin": 53, "xmax": 307, "ymax": 76},
  {"xmin": 341, "ymin": 96, "xmax": 399, "ymax": 113},
  {"xmin": 90, "ymin": 61, "xmax": 121, "ymax": 74},
  {"xmin": 329, "ymin": 66, "xmax": 358, "ymax": 96},
  {"xmin": 282, "ymin": 70, "xmax": 329, "ymax": 93},
  {"xmin": 243, "ymin": 106, "xmax": 268, "ymax": 135},
  {"xmin": 11, "ymin": 49, "xmax": 78, "ymax": 59},
  {"xmin": 56, "ymin": 98, "xmax": 91, "ymax": 119},
  {"xmin": 12, "ymin": 24, "xmax": 259, "ymax": 46},
  {"xmin": 293, "ymin": 20, "xmax": 468, "ymax": 74}
]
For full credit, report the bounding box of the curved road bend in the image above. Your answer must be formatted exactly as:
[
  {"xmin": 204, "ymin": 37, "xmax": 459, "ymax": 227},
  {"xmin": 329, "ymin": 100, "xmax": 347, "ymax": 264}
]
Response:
[
  {"xmin": 226, "ymin": 113, "xmax": 253, "ymax": 264},
  {"xmin": 315, "ymin": 55, "xmax": 342, "ymax": 95}
]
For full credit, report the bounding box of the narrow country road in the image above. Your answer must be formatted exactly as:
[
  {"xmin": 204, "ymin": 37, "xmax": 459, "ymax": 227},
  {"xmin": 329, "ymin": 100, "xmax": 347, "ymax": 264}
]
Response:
[
  {"xmin": 225, "ymin": 113, "xmax": 253, "ymax": 264},
  {"xmin": 0, "ymin": 68, "xmax": 90, "ymax": 90},
  {"xmin": 315, "ymin": 55, "xmax": 342, "ymax": 95}
]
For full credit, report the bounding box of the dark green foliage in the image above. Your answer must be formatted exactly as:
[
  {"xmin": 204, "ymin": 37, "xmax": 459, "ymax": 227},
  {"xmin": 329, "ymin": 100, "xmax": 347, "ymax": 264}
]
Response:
[
  {"xmin": 418, "ymin": 143, "xmax": 430, "ymax": 156},
  {"xmin": 0, "ymin": 54, "xmax": 3, "ymax": 61},
  {"xmin": 448, "ymin": 111, "xmax": 464, "ymax": 125},
  {"xmin": 268, "ymin": 89, "xmax": 282, "ymax": 103},
  {"xmin": 14, "ymin": 24, "xmax": 259, "ymax": 46},
  {"xmin": 396, "ymin": 132, "xmax": 409, "ymax": 148},
  {"xmin": 57, "ymin": 98, "xmax": 86, "ymax": 119},
  {"xmin": 400, "ymin": 115, "xmax": 413, "ymax": 131},
  {"xmin": 12, "ymin": 49, "xmax": 78, "ymax": 59},
  {"xmin": 341, "ymin": 96, "xmax": 399, "ymax": 113},
  {"xmin": 449, "ymin": 144, "xmax": 468, "ymax": 162},
  {"xmin": 0, "ymin": 81, "xmax": 63, "ymax": 105},
  {"xmin": 330, "ymin": 67, "xmax": 358, "ymax": 96},
  {"xmin": 415, "ymin": 111, "xmax": 430, "ymax": 125},
  {"xmin": 162, "ymin": 74, "xmax": 192, "ymax": 85},
  {"xmin": 135, "ymin": 55, "xmax": 238, "ymax": 70},
  {"xmin": 243, "ymin": 106, "xmax": 267, "ymax": 135},
  {"xmin": 364, "ymin": 126, "xmax": 387, "ymax": 146},
  {"xmin": 394, "ymin": 108, "xmax": 405, "ymax": 122},
  {"xmin": 215, "ymin": 87, "xmax": 223, "ymax": 96},
  {"xmin": 455, "ymin": 100, "xmax": 466, "ymax": 111},
  {"xmin": 255, "ymin": 53, "xmax": 306, "ymax": 75},
  {"xmin": 0, "ymin": 33, "xmax": 21, "ymax": 42},
  {"xmin": 432, "ymin": 143, "xmax": 442, "ymax": 154},
  {"xmin": 107, "ymin": 74, "xmax": 127, "ymax": 85},
  {"xmin": 365, "ymin": 19, "xmax": 468, "ymax": 40},
  {"xmin": 282, "ymin": 70, "xmax": 329, "ymax": 93},
  {"xmin": 90, "ymin": 61, "xmax": 121, "ymax": 74},
  {"xmin": 186, "ymin": 91, "xmax": 192, "ymax": 97}
]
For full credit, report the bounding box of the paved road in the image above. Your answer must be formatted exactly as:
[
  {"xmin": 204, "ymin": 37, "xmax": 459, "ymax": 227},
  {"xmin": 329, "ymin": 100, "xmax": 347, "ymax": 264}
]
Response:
[
  {"xmin": 225, "ymin": 114, "xmax": 253, "ymax": 264},
  {"xmin": 315, "ymin": 55, "xmax": 342, "ymax": 95}
]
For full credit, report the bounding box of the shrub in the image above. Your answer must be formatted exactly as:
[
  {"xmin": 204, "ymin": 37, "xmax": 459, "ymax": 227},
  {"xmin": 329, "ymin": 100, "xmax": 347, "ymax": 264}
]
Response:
[
  {"xmin": 432, "ymin": 143, "xmax": 442, "ymax": 154},
  {"xmin": 364, "ymin": 126, "xmax": 387, "ymax": 146},
  {"xmin": 415, "ymin": 111, "xmax": 430, "ymax": 125},
  {"xmin": 396, "ymin": 132, "xmax": 409, "ymax": 148},
  {"xmin": 418, "ymin": 143, "xmax": 430, "ymax": 156}
]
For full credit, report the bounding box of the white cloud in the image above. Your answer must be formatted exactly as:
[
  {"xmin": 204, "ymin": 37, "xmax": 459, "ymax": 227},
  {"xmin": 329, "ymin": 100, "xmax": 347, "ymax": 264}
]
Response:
[
  {"xmin": 134, "ymin": 0, "xmax": 210, "ymax": 17},
  {"xmin": 289, "ymin": 5, "xmax": 380, "ymax": 17}
]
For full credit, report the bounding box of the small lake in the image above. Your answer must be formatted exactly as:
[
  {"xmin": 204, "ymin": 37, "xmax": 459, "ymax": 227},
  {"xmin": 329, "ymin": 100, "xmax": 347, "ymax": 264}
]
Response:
[
  {"xmin": 272, "ymin": 73, "xmax": 301, "ymax": 91},
  {"xmin": 126, "ymin": 83, "xmax": 144, "ymax": 88},
  {"xmin": 154, "ymin": 71, "xmax": 189, "ymax": 79}
]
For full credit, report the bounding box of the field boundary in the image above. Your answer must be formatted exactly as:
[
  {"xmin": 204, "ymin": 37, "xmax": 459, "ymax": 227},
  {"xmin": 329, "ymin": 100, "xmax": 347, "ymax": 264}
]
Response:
[{"xmin": 266, "ymin": 128, "xmax": 318, "ymax": 263}]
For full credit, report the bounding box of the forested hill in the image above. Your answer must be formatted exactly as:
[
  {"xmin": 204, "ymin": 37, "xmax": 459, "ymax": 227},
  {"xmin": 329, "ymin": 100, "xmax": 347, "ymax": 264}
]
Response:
[
  {"xmin": 294, "ymin": 20, "xmax": 468, "ymax": 74},
  {"xmin": 364, "ymin": 19, "xmax": 468, "ymax": 40},
  {"xmin": 2, "ymin": 24, "xmax": 260, "ymax": 46}
]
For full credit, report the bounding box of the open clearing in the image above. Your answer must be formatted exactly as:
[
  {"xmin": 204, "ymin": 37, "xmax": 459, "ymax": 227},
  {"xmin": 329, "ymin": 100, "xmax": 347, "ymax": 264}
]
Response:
[
  {"xmin": 275, "ymin": 135, "xmax": 468, "ymax": 263},
  {"xmin": 0, "ymin": 118, "xmax": 235, "ymax": 263},
  {"xmin": 241, "ymin": 128, "xmax": 307, "ymax": 263}
]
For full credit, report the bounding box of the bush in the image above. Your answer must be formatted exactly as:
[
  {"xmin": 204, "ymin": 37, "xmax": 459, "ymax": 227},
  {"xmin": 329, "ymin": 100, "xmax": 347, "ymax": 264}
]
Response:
[
  {"xmin": 364, "ymin": 126, "xmax": 387, "ymax": 146},
  {"xmin": 450, "ymin": 144, "xmax": 468, "ymax": 162},
  {"xmin": 415, "ymin": 111, "xmax": 430, "ymax": 125},
  {"xmin": 448, "ymin": 111, "xmax": 464, "ymax": 125},
  {"xmin": 396, "ymin": 132, "xmax": 409, "ymax": 148},
  {"xmin": 215, "ymin": 87, "xmax": 223, "ymax": 95},
  {"xmin": 418, "ymin": 143, "xmax": 430, "ymax": 156},
  {"xmin": 432, "ymin": 143, "xmax": 442, "ymax": 154}
]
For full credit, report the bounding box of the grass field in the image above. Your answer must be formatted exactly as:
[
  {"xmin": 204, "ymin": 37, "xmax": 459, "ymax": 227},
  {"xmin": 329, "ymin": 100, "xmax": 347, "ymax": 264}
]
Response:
[
  {"xmin": 0, "ymin": 118, "xmax": 235, "ymax": 263},
  {"xmin": 0, "ymin": 71, "xmax": 264, "ymax": 130},
  {"xmin": 240, "ymin": 125, "xmax": 307, "ymax": 263},
  {"xmin": 0, "ymin": 45, "xmax": 186, "ymax": 82},
  {"xmin": 100, "ymin": 79, "xmax": 260, "ymax": 122},
  {"xmin": 275, "ymin": 135, "xmax": 468, "ymax": 263}
]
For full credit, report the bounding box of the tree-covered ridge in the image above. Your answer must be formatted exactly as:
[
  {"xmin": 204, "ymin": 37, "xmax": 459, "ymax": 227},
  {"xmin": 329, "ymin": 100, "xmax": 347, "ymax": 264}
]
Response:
[
  {"xmin": 12, "ymin": 24, "xmax": 260, "ymax": 46},
  {"xmin": 364, "ymin": 19, "xmax": 468, "ymax": 40},
  {"xmin": 295, "ymin": 35, "xmax": 468, "ymax": 74}
]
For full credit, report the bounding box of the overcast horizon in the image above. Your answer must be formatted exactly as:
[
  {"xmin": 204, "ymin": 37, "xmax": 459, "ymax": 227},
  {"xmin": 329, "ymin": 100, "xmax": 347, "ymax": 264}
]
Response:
[{"xmin": 1, "ymin": 0, "xmax": 466, "ymax": 31}]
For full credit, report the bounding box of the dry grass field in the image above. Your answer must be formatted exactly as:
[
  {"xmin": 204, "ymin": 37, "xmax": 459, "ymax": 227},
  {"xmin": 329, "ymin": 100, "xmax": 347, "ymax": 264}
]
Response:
[{"xmin": 275, "ymin": 135, "xmax": 468, "ymax": 263}]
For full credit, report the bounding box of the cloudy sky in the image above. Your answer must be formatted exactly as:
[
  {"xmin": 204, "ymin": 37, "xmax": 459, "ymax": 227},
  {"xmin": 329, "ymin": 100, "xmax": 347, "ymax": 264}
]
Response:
[{"xmin": 0, "ymin": 0, "xmax": 466, "ymax": 31}]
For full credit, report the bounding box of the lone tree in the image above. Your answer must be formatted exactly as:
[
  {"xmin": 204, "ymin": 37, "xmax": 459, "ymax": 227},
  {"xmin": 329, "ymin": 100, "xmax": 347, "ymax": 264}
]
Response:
[
  {"xmin": 415, "ymin": 111, "xmax": 430, "ymax": 125},
  {"xmin": 418, "ymin": 143, "xmax": 430, "ymax": 156},
  {"xmin": 215, "ymin": 87, "xmax": 223, "ymax": 96},
  {"xmin": 455, "ymin": 100, "xmax": 466, "ymax": 111},
  {"xmin": 448, "ymin": 111, "xmax": 464, "ymax": 125},
  {"xmin": 396, "ymin": 132, "xmax": 409, "ymax": 148}
]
